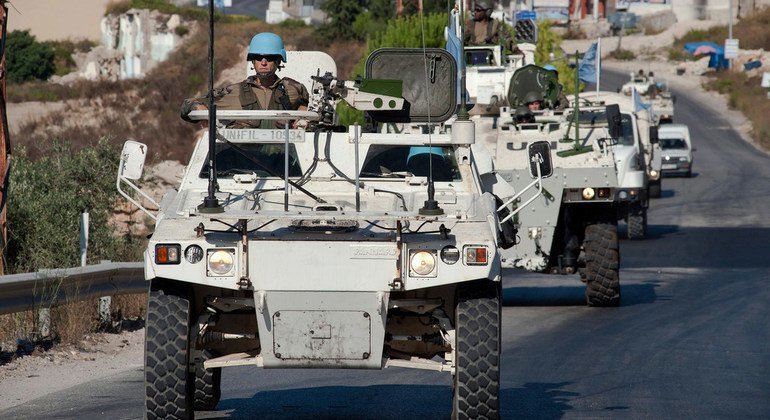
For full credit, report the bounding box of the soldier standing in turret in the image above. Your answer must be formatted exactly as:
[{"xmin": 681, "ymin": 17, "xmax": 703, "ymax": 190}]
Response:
[
  {"xmin": 181, "ymin": 32, "xmax": 309, "ymax": 129},
  {"xmin": 465, "ymin": 0, "xmax": 501, "ymax": 46}
]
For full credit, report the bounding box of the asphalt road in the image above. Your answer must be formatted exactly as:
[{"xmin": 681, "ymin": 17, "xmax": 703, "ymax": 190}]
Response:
[{"xmin": 1, "ymin": 70, "xmax": 768, "ymax": 419}]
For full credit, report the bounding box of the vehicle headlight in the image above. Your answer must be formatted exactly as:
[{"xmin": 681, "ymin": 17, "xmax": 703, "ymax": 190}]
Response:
[
  {"xmin": 679, "ymin": 157, "xmax": 689, "ymax": 162},
  {"xmin": 440, "ymin": 246, "xmax": 460, "ymax": 265},
  {"xmin": 649, "ymin": 169, "xmax": 658, "ymax": 178},
  {"xmin": 664, "ymin": 155, "xmax": 672, "ymax": 161},
  {"xmin": 409, "ymin": 250, "xmax": 437, "ymax": 277},
  {"xmin": 185, "ymin": 245, "xmax": 204, "ymax": 264},
  {"xmin": 618, "ymin": 190, "xmax": 629, "ymax": 200},
  {"xmin": 582, "ymin": 188, "xmax": 595, "ymax": 200},
  {"xmin": 207, "ymin": 249, "xmax": 235, "ymax": 276}
]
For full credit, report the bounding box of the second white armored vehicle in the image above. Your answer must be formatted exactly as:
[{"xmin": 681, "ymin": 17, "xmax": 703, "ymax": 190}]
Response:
[
  {"xmin": 119, "ymin": 49, "xmax": 521, "ymax": 419},
  {"xmin": 479, "ymin": 65, "xmax": 623, "ymax": 306}
]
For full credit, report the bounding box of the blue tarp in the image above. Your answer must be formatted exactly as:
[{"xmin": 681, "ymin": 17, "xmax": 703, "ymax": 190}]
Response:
[{"xmin": 683, "ymin": 42, "xmax": 729, "ymax": 70}]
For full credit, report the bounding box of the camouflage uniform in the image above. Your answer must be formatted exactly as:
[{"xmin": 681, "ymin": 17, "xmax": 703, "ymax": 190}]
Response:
[
  {"xmin": 182, "ymin": 76, "xmax": 309, "ymax": 129},
  {"xmin": 465, "ymin": 18, "xmax": 502, "ymax": 46}
]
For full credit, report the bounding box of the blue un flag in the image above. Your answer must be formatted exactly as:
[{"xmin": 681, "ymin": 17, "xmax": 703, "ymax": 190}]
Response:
[
  {"xmin": 445, "ymin": 14, "xmax": 464, "ymax": 104},
  {"xmin": 632, "ymin": 88, "xmax": 651, "ymax": 113},
  {"xmin": 578, "ymin": 42, "xmax": 599, "ymax": 84}
]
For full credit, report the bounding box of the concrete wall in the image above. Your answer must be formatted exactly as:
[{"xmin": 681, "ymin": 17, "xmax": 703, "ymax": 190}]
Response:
[{"xmin": 101, "ymin": 9, "xmax": 185, "ymax": 80}]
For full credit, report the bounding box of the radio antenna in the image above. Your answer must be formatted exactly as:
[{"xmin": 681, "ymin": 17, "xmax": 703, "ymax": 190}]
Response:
[
  {"xmin": 418, "ymin": 7, "xmax": 444, "ymax": 216},
  {"xmin": 199, "ymin": 0, "xmax": 223, "ymax": 213}
]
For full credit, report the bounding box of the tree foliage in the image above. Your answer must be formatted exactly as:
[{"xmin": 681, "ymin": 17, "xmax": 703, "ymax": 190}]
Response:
[
  {"xmin": 7, "ymin": 139, "xmax": 142, "ymax": 273},
  {"xmin": 337, "ymin": 12, "xmax": 449, "ymax": 125},
  {"xmin": 535, "ymin": 21, "xmax": 580, "ymax": 95},
  {"xmin": 318, "ymin": 0, "xmax": 365, "ymax": 40},
  {"xmin": 6, "ymin": 30, "xmax": 56, "ymax": 83}
]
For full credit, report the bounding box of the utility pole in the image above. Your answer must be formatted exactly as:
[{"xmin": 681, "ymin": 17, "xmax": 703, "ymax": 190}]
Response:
[{"xmin": 0, "ymin": 1, "xmax": 11, "ymax": 275}]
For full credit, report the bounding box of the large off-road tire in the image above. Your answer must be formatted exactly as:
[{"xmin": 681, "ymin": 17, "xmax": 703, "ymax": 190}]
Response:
[
  {"xmin": 584, "ymin": 223, "xmax": 621, "ymax": 306},
  {"xmin": 626, "ymin": 203, "xmax": 647, "ymax": 240},
  {"xmin": 453, "ymin": 280, "xmax": 501, "ymax": 419},
  {"xmin": 145, "ymin": 284, "xmax": 194, "ymax": 419},
  {"xmin": 648, "ymin": 180, "xmax": 661, "ymax": 198},
  {"xmin": 193, "ymin": 351, "xmax": 222, "ymax": 410}
]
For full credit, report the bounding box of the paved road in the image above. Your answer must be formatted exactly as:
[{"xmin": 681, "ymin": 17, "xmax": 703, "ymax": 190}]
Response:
[{"xmin": 1, "ymin": 70, "xmax": 768, "ymax": 419}]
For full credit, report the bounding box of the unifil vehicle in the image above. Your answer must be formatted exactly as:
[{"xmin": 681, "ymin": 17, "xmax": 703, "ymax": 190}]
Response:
[
  {"xmin": 569, "ymin": 90, "xmax": 664, "ymax": 238},
  {"xmin": 117, "ymin": 46, "xmax": 537, "ymax": 418},
  {"xmin": 477, "ymin": 64, "xmax": 624, "ymax": 306},
  {"xmin": 620, "ymin": 71, "xmax": 676, "ymax": 124}
]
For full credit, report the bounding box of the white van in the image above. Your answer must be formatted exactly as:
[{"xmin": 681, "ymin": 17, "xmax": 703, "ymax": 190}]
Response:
[{"xmin": 658, "ymin": 124, "xmax": 693, "ymax": 177}]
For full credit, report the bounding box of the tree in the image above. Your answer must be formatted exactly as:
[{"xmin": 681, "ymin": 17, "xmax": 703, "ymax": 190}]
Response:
[
  {"xmin": 535, "ymin": 21, "xmax": 580, "ymax": 95},
  {"xmin": 318, "ymin": 0, "xmax": 365, "ymax": 41},
  {"xmin": 6, "ymin": 30, "xmax": 56, "ymax": 83}
]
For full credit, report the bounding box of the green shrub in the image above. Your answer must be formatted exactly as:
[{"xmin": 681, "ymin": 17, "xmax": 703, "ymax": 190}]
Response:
[
  {"xmin": 105, "ymin": 0, "xmax": 256, "ymax": 23},
  {"xmin": 45, "ymin": 39, "xmax": 98, "ymax": 77},
  {"xmin": 667, "ymin": 47, "xmax": 686, "ymax": 62},
  {"xmin": 6, "ymin": 30, "xmax": 56, "ymax": 83},
  {"xmin": 609, "ymin": 48, "xmax": 635, "ymax": 60},
  {"xmin": 278, "ymin": 19, "xmax": 309, "ymax": 29},
  {"xmin": 536, "ymin": 21, "xmax": 579, "ymax": 96},
  {"xmin": 174, "ymin": 24, "xmax": 190, "ymax": 37},
  {"xmin": 7, "ymin": 138, "xmax": 142, "ymax": 273}
]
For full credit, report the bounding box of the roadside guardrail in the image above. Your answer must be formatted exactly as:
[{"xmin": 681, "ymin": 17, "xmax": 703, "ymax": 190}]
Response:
[{"xmin": 0, "ymin": 261, "xmax": 145, "ymax": 316}]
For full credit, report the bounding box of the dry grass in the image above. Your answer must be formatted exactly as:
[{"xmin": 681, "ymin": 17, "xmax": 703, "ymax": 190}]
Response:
[
  {"xmin": 0, "ymin": 291, "xmax": 147, "ymax": 364},
  {"xmin": 703, "ymin": 71, "xmax": 770, "ymax": 150}
]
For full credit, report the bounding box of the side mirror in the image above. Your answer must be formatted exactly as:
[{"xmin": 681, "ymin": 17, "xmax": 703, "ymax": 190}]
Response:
[
  {"xmin": 117, "ymin": 140, "xmax": 158, "ymax": 221},
  {"xmin": 119, "ymin": 140, "xmax": 148, "ymax": 181},
  {"xmin": 649, "ymin": 126, "xmax": 659, "ymax": 144},
  {"xmin": 528, "ymin": 141, "xmax": 553, "ymax": 179},
  {"xmin": 605, "ymin": 104, "xmax": 622, "ymax": 139}
]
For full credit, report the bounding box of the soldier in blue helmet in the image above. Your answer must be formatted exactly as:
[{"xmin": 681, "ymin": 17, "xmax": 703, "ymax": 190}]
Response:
[
  {"xmin": 181, "ymin": 32, "xmax": 309, "ymax": 129},
  {"xmin": 541, "ymin": 64, "xmax": 569, "ymax": 110}
]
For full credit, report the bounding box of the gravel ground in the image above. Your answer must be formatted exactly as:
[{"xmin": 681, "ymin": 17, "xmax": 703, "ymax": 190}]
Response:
[{"xmin": 0, "ymin": 329, "xmax": 144, "ymax": 410}]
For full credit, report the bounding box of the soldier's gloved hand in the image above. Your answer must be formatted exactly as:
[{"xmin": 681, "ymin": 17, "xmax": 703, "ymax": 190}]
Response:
[
  {"xmin": 180, "ymin": 99, "xmax": 201, "ymax": 123},
  {"xmin": 292, "ymin": 119, "xmax": 308, "ymax": 129}
]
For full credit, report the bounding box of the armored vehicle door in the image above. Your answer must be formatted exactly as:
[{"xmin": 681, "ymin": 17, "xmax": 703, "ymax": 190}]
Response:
[
  {"xmin": 365, "ymin": 48, "xmax": 457, "ymax": 123},
  {"xmin": 507, "ymin": 64, "xmax": 561, "ymax": 109}
]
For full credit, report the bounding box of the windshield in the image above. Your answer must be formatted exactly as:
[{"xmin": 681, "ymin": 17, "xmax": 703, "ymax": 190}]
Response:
[
  {"xmin": 360, "ymin": 145, "xmax": 461, "ymax": 182},
  {"xmin": 466, "ymin": 50, "xmax": 494, "ymax": 66},
  {"xmin": 199, "ymin": 143, "xmax": 302, "ymax": 178},
  {"xmin": 661, "ymin": 138, "xmax": 687, "ymax": 149},
  {"xmin": 567, "ymin": 111, "xmax": 636, "ymax": 146}
]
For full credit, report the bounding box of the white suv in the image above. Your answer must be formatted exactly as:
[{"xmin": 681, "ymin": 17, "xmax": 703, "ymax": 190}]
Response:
[{"xmin": 658, "ymin": 124, "xmax": 693, "ymax": 177}]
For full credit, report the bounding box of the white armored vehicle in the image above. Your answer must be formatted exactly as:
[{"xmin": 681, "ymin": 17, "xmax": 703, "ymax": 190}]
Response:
[
  {"xmin": 479, "ymin": 65, "xmax": 624, "ymax": 306},
  {"xmin": 570, "ymin": 91, "xmax": 664, "ymax": 238},
  {"xmin": 118, "ymin": 48, "xmax": 516, "ymax": 418},
  {"xmin": 620, "ymin": 71, "xmax": 676, "ymax": 124}
]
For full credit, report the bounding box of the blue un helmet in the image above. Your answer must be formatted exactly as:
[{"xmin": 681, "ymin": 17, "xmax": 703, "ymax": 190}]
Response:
[
  {"xmin": 247, "ymin": 32, "xmax": 287, "ymax": 62},
  {"xmin": 543, "ymin": 64, "xmax": 557, "ymax": 72}
]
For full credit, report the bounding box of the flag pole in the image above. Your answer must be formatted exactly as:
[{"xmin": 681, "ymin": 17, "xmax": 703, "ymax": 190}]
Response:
[{"xmin": 596, "ymin": 37, "xmax": 601, "ymax": 99}]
